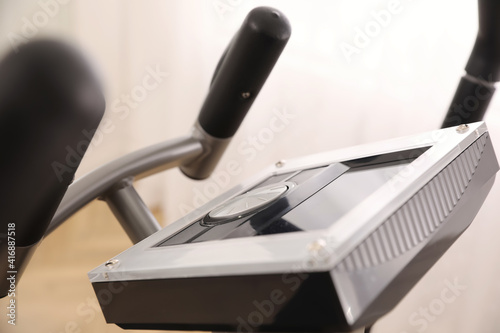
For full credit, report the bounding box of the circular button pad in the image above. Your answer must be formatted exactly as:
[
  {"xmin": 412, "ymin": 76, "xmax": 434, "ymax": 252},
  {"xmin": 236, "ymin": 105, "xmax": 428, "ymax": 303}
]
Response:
[{"xmin": 206, "ymin": 183, "xmax": 290, "ymax": 223}]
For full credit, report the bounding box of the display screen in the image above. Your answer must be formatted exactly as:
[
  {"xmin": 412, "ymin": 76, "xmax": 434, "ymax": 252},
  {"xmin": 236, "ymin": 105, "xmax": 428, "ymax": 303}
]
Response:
[
  {"xmin": 278, "ymin": 161, "xmax": 410, "ymax": 231},
  {"xmin": 157, "ymin": 147, "xmax": 429, "ymax": 246}
]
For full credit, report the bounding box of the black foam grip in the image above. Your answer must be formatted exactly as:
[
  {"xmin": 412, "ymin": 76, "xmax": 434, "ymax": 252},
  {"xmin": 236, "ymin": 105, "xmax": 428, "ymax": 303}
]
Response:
[
  {"xmin": 465, "ymin": 0, "xmax": 500, "ymax": 81},
  {"xmin": 0, "ymin": 41, "xmax": 105, "ymax": 246},
  {"xmin": 198, "ymin": 7, "xmax": 291, "ymax": 139}
]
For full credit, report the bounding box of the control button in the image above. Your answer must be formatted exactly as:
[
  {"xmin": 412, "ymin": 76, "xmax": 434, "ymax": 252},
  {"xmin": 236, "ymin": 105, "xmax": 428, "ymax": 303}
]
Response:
[{"xmin": 207, "ymin": 183, "xmax": 289, "ymax": 222}]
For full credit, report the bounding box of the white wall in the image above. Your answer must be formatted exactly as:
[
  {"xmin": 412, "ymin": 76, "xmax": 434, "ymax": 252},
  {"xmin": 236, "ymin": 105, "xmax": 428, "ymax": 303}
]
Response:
[{"xmin": 2, "ymin": 0, "xmax": 500, "ymax": 332}]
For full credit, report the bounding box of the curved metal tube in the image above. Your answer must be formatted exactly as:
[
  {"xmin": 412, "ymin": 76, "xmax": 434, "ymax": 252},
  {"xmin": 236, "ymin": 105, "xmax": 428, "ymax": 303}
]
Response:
[{"xmin": 47, "ymin": 136, "xmax": 203, "ymax": 234}]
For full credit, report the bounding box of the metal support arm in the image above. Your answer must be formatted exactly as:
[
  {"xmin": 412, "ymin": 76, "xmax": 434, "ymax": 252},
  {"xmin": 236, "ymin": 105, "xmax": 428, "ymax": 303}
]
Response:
[
  {"xmin": 47, "ymin": 135, "xmax": 203, "ymax": 235},
  {"xmin": 103, "ymin": 178, "xmax": 162, "ymax": 244}
]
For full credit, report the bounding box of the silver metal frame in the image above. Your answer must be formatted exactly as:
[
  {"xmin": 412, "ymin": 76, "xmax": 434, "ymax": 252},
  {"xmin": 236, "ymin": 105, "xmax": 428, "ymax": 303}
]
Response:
[
  {"xmin": 87, "ymin": 122, "xmax": 493, "ymax": 283},
  {"xmin": 102, "ymin": 178, "xmax": 162, "ymax": 243},
  {"xmin": 47, "ymin": 120, "xmax": 237, "ymax": 241},
  {"xmin": 47, "ymin": 135, "xmax": 201, "ymax": 234}
]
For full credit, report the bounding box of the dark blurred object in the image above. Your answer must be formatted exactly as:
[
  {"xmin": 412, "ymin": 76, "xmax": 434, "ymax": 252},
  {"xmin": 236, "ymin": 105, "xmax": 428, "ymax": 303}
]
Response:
[
  {"xmin": 0, "ymin": 40, "xmax": 105, "ymax": 297},
  {"xmin": 442, "ymin": 0, "xmax": 500, "ymax": 128}
]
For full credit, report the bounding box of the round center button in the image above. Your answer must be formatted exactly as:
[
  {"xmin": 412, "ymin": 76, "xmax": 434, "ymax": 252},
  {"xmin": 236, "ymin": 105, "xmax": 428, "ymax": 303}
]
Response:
[{"xmin": 207, "ymin": 183, "xmax": 290, "ymax": 223}]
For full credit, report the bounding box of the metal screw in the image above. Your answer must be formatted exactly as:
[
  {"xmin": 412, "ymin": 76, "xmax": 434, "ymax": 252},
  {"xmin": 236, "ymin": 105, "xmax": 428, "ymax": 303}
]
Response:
[
  {"xmin": 105, "ymin": 259, "xmax": 120, "ymax": 269},
  {"xmin": 308, "ymin": 238, "xmax": 327, "ymax": 254},
  {"xmin": 103, "ymin": 272, "xmax": 109, "ymax": 280},
  {"xmin": 241, "ymin": 92, "xmax": 251, "ymax": 99},
  {"xmin": 456, "ymin": 124, "xmax": 469, "ymax": 134},
  {"xmin": 275, "ymin": 160, "xmax": 286, "ymax": 168},
  {"xmin": 271, "ymin": 11, "xmax": 280, "ymax": 18},
  {"xmin": 306, "ymin": 238, "xmax": 330, "ymax": 267}
]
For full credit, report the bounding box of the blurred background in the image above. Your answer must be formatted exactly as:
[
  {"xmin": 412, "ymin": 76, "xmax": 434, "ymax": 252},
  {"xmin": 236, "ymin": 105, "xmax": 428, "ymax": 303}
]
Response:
[{"xmin": 1, "ymin": 0, "xmax": 500, "ymax": 332}]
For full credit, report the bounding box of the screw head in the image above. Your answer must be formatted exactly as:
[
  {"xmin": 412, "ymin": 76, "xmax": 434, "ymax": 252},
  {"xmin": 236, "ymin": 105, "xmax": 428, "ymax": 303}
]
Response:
[
  {"xmin": 105, "ymin": 259, "xmax": 120, "ymax": 269},
  {"xmin": 456, "ymin": 124, "xmax": 469, "ymax": 134},
  {"xmin": 308, "ymin": 238, "xmax": 327, "ymax": 253},
  {"xmin": 306, "ymin": 238, "xmax": 332, "ymax": 267},
  {"xmin": 275, "ymin": 160, "xmax": 286, "ymax": 168},
  {"xmin": 241, "ymin": 92, "xmax": 251, "ymax": 99}
]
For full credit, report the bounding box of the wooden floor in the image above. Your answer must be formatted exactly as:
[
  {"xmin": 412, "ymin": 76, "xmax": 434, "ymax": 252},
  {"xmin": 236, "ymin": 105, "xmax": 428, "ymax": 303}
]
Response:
[{"xmin": 0, "ymin": 201, "xmax": 172, "ymax": 333}]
